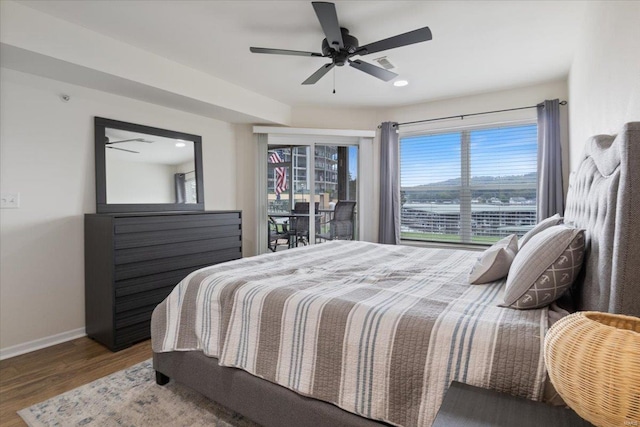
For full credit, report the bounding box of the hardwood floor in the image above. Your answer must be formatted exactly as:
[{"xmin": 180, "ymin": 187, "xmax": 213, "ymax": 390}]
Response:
[{"xmin": 0, "ymin": 337, "xmax": 152, "ymax": 426}]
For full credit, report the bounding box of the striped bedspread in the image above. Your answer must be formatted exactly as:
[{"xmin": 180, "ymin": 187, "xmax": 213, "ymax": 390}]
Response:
[{"xmin": 152, "ymin": 241, "xmax": 548, "ymax": 427}]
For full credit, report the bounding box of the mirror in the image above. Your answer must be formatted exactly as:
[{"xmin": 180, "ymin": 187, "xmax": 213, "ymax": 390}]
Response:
[
  {"xmin": 95, "ymin": 117, "xmax": 204, "ymax": 213},
  {"xmin": 104, "ymin": 129, "xmax": 196, "ymax": 204}
]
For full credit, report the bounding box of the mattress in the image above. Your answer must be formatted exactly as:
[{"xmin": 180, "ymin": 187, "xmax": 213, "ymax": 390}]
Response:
[{"xmin": 152, "ymin": 240, "xmax": 548, "ymax": 427}]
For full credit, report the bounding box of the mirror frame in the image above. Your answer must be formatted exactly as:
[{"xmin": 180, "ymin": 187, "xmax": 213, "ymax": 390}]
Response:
[{"xmin": 95, "ymin": 117, "xmax": 204, "ymax": 213}]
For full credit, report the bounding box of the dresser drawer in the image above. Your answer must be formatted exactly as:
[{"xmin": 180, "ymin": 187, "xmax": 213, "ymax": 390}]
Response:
[
  {"xmin": 114, "ymin": 224, "xmax": 241, "ymax": 249},
  {"xmin": 114, "ymin": 248, "xmax": 241, "ymax": 281},
  {"xmin": 114, "ymin": 321, "xmax": 152, "ymax": 349},
  {"xmin": 114, "ymin": 236, "xmax": 241, "ymax": 264},
  {"xmin": 115, "ymin": 266, "xmax": 208, "ymax": 297},
  {"xmin": 115, "ymin": 305, "xmax": 157, "ymax": 329},
  {"xmin": 115, "ymin": 285, "xmax": 175, "ymax": 313},
  {"xmin": 114, "ymin": 213, "xmax": 241, "ymax": 234}
]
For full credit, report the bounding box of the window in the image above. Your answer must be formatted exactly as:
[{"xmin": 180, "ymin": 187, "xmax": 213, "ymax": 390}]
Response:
[
  {"xmin": 400, "ymin": 123, "xmax": 537, "ymax": 244},
  {"xmin": 185, "ymin": 173, "xmax": 197, "ymax": 203}
]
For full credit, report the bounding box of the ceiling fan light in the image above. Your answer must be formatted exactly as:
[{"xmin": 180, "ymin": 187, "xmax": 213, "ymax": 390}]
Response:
[{"xmin": 394, "ymin": 80, "xmax": 409, "ymax": 87}]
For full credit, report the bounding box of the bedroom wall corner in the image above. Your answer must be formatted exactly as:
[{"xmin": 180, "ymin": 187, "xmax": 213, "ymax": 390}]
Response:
[
  {"xmin": 290, "ymin": 106, "xmax": 380, "ymax": 131},
  {"xmin": 0, "ymin": 68, "xmax": 238, "ymax": 353},
  {"xmin": 568, "ymin": 0, "xmax": 640, "ymax": 170},
  {"xmin": 234, "ymin": 123, "xmax": 259, "ymax": 257}
]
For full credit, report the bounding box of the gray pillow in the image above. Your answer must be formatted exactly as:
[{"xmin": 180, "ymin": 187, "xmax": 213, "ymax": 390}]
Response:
[
  {"xmin": 469, "ymin": 234, "xmax": 518, "ymax": 284},
  {"xmin": 519, "ymin": 213, "xmax": 563, "ymax": 249},
  {"xmin": 502, "ymin": 225, "xmax": 585, "ymax": 309}
]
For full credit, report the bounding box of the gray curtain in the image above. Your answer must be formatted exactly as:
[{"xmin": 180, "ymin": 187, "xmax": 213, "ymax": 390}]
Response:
[
  {"xmin": 378, "ymin": 122, "xmax": 400, "ymax": 244},
  {"xmin": 175, "ymin": 173, "xmax": 186, "ymax": 204},
  {"xmin": 536, "ymin": 99, "xmax": 564, "ymax": 221}
]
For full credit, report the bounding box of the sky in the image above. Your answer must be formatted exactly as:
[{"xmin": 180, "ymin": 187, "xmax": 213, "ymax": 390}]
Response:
[
  {"xmin": 400, "ymin": 124, "xmax": 537, "ymax": 187},
  {"xmin": 349, "ymin": 145, "xmax": 358, "ymax": 179}
]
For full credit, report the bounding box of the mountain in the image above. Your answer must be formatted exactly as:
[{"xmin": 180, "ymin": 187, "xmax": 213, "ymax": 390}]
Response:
[{"xmin": 403, "ymin": 172, "xmax": 537, "ymax": 189}]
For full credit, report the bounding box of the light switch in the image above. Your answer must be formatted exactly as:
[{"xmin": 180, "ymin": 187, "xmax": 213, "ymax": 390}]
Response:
[{"xmin": 0, "ymin": 192, "xmax": 20, "ymax": 208}]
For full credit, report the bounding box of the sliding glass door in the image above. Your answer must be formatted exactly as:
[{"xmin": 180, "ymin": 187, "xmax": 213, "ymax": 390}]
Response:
[
  {"xmin": 314, "ymin": 145, "xmax": 359, "ymax": 242},
  {"xmin": 256, "ymin": 129, "xmax": 374, "ymax": 255},
  {"xmin": 265, "ymin": 142, "xmax": 359, "ymax": 252}
]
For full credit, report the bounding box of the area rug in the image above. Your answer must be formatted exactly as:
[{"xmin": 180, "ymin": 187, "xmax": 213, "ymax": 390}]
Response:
[{"xmin": 18, "ymin": 359, "xmax": 260, "ymax": 427}]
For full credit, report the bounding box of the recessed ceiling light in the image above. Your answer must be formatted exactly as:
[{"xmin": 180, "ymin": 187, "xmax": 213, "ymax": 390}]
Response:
[
  {"xmin": 175, "ymin": 142, "xmax": 186, "ymax": 148},
  {"xmin": 394, "ymin": 80, "xmax": 409, "ymax": 87}
]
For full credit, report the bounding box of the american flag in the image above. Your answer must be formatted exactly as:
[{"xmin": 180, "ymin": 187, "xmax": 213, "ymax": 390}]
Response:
[{"xmin": 269, "ymin": 151, "xmax": 287, "ymax": 197}]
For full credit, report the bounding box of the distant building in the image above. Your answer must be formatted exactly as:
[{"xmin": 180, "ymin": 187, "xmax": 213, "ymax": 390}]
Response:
[
  {"xmin": 401, "ymin": 202, "xmax": 536, "ymax": 239},
  {"xmin": 268, "ymin": 146, "xmax": 338, "ymax": 198}
]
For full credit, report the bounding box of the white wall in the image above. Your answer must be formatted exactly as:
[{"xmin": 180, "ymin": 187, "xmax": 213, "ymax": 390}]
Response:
[
  {"xmin": 568, "ymin": 0, "xmax": 640, "ymax": 169},
  {"xmin": 0, "ymin": 68, "xmax": 237, "ymax": 352},
  {"xmin": 291, "ymin": 106, "xmax": 380, "ymax": 131}
]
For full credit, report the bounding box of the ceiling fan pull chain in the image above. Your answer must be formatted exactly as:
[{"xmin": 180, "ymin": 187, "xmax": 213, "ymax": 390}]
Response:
[{"xmin": 333, "ymin": 66, "xmax": 336, "ymax": 94}]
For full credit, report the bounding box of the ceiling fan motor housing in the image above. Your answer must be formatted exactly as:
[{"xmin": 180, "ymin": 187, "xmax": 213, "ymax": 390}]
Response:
[{"xmin": 322, "ymin": 28, "xmax": 358, "ymax": 66}]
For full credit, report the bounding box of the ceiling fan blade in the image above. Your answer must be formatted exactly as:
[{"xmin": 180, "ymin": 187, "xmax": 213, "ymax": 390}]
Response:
[
  {"xmin": 106, "ymin": 138, "xmax": 154, "ymax": 144},
  {"xmin": 302, "ymin": 63, "xmax": 335, "ymax": 85},
  {"xmin": 312, "ymin": 2, "xmax": 343, "ymax": 51},
  {"xmin": 348, "ymin": 59, "xmax": 398, "ymax": 81},
  {"xmin": 106, "ymin": 138, "xmax": 141, "ymax": 144},
  {"xmin": 106, "ymin": 146, "xmax": 140, "ymax": 154},
  {"xmin": 250, "ymin": 47, "xmax": 325, "ymax": 57},
  {"xmin": 356, "ymin": 26, "xmax": 432, "ymax": 56}
]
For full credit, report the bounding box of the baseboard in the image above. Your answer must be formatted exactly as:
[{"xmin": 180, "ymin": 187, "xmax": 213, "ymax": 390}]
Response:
[{"xmin": 0, "ymin": 327, "xmax": 86, "ymax": 360}]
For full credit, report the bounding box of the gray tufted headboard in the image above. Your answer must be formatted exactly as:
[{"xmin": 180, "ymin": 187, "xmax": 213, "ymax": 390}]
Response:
[{"xmin": 564, "ymin": 122, "xmax": 640, "ymax": 317}]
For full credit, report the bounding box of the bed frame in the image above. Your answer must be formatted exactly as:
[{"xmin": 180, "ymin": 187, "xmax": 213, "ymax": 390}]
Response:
[
  {"xmin": 563, "ymin": 122, "xmax": 640, "ymax": 316},
  {"xmin": 153, "ymin": 122, "xmax": 640, "ymax": 427}
]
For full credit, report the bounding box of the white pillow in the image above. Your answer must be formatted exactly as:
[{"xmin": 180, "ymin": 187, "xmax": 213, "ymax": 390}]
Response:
[
  {"xmin": 519, "ymin": 213, "xmax": 563, "ymax": 249},
  {"xmin": 502, "ymin": 225, "xmax": 585, "ymax": 309},
  {"xmin": 468, "ymin": 234, "xmax": 518, "ymax": 284}
]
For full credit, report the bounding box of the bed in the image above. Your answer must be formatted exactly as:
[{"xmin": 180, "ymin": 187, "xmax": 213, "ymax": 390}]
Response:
[{"xmin": 151, "ymin": 122, "xmax": 639, "ymax": 427}]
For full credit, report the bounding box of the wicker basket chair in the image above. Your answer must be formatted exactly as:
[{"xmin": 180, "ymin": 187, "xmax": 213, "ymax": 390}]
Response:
[{"xmin": 544, "ymin": 311, "xmax": 640, "ymax": 427}]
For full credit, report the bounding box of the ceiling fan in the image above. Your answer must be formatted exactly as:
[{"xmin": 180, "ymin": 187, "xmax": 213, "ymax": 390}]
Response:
[
  {"xmin": 250, "ymin": 1, "xmax": 432, "ymax": 85},
  {"xmin": 105, "ymin": 137, "xmax": 154, "ymax": 154}
]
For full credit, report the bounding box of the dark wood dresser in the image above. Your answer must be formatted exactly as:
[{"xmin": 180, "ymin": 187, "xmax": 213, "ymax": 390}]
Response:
[{"xmin": 84, "ymin": 211, "xmax": 242, "ymax": 351}]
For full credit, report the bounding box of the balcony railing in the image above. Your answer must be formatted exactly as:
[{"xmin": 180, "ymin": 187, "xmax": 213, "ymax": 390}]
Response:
[{"xmin": 401, "ymin": 202, "xmax": 536, "ymax": 244}]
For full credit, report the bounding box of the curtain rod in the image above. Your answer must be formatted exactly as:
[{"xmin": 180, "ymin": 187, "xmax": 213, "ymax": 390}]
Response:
[{"xmin": 386, "ymin": 100, "xmax": 567, "ymax": 128}]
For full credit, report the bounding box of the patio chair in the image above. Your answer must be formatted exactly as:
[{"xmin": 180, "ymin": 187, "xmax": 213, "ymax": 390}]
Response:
[
  {"xmin": 289, "ymin": 202, "xmax": 319, "ymax": 246},
  {"xmin": 316, "ymin": 200, "xmax": 356, "ymax": 241},
  {"xmin": 268, "ymin": 216, "xmax": 290, "ymax": 252}
]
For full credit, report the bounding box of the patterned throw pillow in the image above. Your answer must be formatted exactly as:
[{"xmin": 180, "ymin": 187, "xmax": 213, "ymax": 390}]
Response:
[
  {"xmin": 519, "ymin": 213, "xmax": 563, "ymax": 249},
  {"xmin": 469, "ymin": 234, "xmax": 518, "ymax": 284},
  {"xmin": 502, "ymin": 225, "xmax": 585, "ymax": 309}
]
